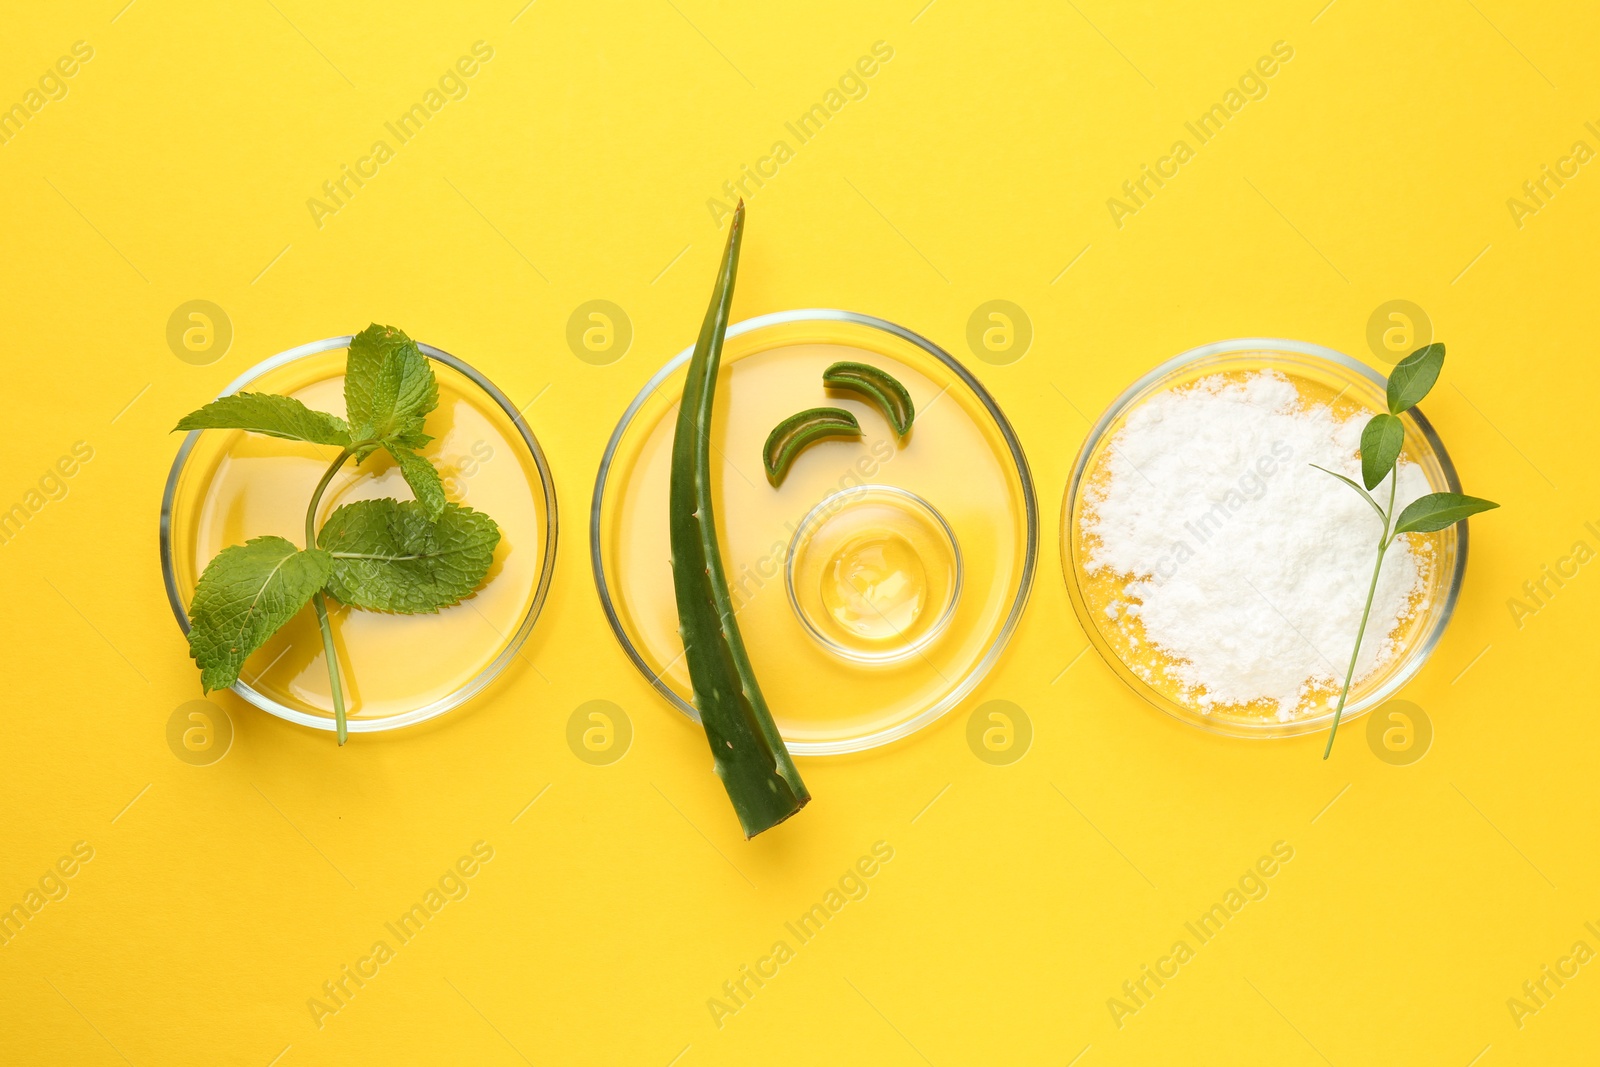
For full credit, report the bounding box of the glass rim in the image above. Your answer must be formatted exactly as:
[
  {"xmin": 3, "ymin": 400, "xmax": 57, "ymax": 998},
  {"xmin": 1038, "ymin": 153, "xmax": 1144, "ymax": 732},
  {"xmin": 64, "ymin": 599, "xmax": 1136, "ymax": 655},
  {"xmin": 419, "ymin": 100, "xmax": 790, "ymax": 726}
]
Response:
[
  {"xmin": 589, "ymin": 308, "xmax": 1040, "ymax": 756},
  {"xmin": 158, "ymin": 335, "xmax": 559, "ymax": 735},
  {"xmin": 783, "ymin": 483, "xmax": 965, "ymax": 665},
  {"xmin": 1061, "ymin": 336, "xmax": 1468, "ymax": 738}
]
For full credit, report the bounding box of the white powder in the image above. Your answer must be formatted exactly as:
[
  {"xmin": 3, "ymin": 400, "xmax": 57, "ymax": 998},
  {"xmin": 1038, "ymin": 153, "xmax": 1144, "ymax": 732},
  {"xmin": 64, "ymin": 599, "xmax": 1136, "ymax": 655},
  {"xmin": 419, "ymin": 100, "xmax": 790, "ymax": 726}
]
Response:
[{"xmin": 1081, "ymin": 371, "xmax": 1432, "ymax": 719}]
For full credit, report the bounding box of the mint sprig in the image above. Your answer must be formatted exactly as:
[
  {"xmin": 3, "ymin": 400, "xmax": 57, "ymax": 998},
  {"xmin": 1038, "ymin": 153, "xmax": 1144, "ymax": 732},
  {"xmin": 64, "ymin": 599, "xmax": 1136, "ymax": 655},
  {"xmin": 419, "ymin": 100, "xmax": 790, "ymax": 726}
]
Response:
[
  {"xmin": 1313, "ymin": 342, "xmax": 1498, "ymax": 758},
  {"xmin": 173, "ymin": 323, "xmax": 501, "ymax": 744}
]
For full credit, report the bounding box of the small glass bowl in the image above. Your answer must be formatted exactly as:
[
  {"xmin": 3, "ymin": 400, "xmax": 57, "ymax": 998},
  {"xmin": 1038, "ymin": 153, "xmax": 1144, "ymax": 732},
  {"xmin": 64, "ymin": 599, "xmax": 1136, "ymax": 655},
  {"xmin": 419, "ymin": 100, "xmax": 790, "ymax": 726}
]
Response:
[
  {"xmin": 786, "ymin": 485, "xmax": 963, "ymax": 664},
  {"xmin": 1061, "ymin": 338, "xmax": 1467, "ymax": 739},
  {"xmin": 160, "ymin": 336, "xmax": 558, "ymax": 736}
]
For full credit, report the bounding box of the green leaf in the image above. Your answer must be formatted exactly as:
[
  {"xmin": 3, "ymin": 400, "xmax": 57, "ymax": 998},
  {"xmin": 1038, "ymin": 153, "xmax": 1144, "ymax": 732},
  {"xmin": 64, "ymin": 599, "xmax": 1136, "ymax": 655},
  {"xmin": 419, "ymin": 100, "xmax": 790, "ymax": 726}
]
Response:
[
  {"xmin": 1393, "ymin": 491, "xmax": 1499, "ymax": 535},
  {"xmin": 186, "ymin": 536, "xmax": 333, "ymax": 692},
  {"xmin": 387, "ymin": 444, "xmax": 447, "ymax": 520},
  {"xmin": 318, "ymin": 499, "xmax": 500, "ymax": 614},
  {"xmin": 1387, "ymin": 343, "xmax": 1445, "ymax": 414},
  {"xmin": 344, "ymin": 324, "xmax": 438, "ymax": 454},
  {"xmin": 1360, "ymin": 413, "xmax": 1405, "ymax": 490},
  {"xmin": 174, "ymin": 393, "xmax": 350, "ymax": 446},
  {"xmin": 1309, "ymin": 463, "xmax": 1385, "ymax": 523},
  {"xmin": 669, "ymin": 201, "xmax": 809, "ymax": 838}
]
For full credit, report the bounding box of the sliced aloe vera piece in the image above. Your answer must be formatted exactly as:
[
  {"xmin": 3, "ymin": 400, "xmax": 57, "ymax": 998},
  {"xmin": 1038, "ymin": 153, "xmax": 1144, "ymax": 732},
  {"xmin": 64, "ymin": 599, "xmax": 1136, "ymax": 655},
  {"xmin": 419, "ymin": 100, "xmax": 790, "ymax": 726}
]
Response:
[
  {"xmin": 668, "ymin": 202, "xmax": 810, "ymax": 838},
  {"xmin": 823, "ymin": 360, "xmax": 915, "ymax": 437},
  {"xmin": 761, "ymin": 407, "xmax": 861, "ymax": 486}
]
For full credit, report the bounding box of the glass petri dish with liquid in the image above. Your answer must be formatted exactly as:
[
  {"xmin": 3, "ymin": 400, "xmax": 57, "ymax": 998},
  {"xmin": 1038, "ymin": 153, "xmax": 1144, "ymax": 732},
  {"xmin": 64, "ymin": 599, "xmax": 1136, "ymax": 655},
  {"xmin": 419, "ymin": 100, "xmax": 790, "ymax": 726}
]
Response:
[
  {"xmin": 160, "ymin": 337, "xmax": 557, "ymax": 736},
  {"xmin": 591, "ymin": 310, "xmax": 1037, "ymax": 755}
]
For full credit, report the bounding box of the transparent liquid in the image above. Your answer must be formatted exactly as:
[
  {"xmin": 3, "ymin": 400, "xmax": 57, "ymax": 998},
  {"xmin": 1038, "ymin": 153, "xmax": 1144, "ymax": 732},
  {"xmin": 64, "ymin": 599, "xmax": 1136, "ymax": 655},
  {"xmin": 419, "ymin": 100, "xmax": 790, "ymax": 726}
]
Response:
[
  {"xmin": 824, "ymin": 532, "xmax": 929, "ymax": 642},
  {"xmin": 790, "ymin": 489, "xmax": 960, "ymax": 661}
]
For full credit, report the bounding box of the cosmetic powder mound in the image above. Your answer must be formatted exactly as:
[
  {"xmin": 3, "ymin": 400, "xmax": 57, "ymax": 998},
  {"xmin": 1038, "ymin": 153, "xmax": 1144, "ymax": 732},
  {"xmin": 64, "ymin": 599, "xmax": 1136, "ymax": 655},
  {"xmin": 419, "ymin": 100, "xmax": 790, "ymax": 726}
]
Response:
[{"xmin": 1080, "ymin": 370, "xmax": 1434, "ymax": 721}]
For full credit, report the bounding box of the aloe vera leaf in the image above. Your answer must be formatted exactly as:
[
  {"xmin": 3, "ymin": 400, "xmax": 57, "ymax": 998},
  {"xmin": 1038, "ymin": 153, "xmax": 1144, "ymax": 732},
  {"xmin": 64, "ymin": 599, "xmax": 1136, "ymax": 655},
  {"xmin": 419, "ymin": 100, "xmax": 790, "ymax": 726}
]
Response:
[
  {"xmin": 823, "ymin": 360, "xmax": 915, "ymax": 436},
  {"xmin": 668, "ymin": 201, "xmax": 810, "ymax": 838},
  {"xmin": 762, "ymin": 407, "xmax": 862, "ymax": 486}
]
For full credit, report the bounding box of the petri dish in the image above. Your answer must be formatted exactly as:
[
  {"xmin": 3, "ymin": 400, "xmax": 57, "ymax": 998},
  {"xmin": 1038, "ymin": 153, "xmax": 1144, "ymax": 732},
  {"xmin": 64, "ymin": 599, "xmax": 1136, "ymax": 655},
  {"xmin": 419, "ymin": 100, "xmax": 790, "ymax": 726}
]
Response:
[
  {"xmin": 591, "ymin": 309, "xmax": 1037, "ymax": 755},
  {"xmin": 160, "ymin": 336, "xmax": 558, "ymax": 735},
  {"xmin": 1061, "ymin": 338, "xmax": 1467, "ymax": 739},
  {"xmin": 786, "ymin": 485, "xmax": 963, "ymax": 664}
]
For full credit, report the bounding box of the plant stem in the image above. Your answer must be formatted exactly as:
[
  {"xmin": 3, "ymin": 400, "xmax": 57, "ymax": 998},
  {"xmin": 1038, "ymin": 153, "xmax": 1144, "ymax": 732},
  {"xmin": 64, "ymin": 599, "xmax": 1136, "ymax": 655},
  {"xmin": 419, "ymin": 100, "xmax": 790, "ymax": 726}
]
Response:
[
  {"xmin": 306, "ymin": 449, "xmax": 354, "ymax": 745},
  {"xmin": 1323, "ymin": 473, "xmax": 1398, "ymax": 759}
]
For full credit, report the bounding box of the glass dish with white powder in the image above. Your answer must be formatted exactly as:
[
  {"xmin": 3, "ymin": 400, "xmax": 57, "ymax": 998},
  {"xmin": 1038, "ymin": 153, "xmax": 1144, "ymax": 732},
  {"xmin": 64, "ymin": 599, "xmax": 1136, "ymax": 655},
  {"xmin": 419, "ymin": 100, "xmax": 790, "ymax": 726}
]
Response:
[{"xmin": 1062, "ymin": 339, "xmax": 1467, "ymax": 738}]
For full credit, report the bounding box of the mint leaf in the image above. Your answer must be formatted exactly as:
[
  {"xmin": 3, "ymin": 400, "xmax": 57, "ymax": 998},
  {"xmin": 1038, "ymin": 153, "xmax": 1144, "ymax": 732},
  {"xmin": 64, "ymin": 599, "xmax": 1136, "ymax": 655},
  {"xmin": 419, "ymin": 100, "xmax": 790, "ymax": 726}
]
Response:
[
  {"xmin": 344, "ymin": 323, "xmax": 409, "ymax": 427},
  {"xmin": 1387, "ymin": 343, "xmax": 1445, "ymax": 414},
  {"xmin": 1393, "ymin": 491, "xmax": 1499, "ymax": 535},
  {"xmin": 318, "ymin": 499, "xmax": 500, "ymax": 613},
  {"xmin": 388, "ymin": 444, "xmax": 447, "ymax": 520},
  {"xmin": 1360, "ymin": 413, "xmax": 1405, "ymax": 490},
  {"xmin": 186, "ymin": 536, "xmax": 333, "ymax": 691},
  {"xmin": 345, "ymin": 324, "xmax": 438, "ymax": 454},
  {"xmin": 175, "ymin": 393, "xmax": 350, "ymax": 447}
]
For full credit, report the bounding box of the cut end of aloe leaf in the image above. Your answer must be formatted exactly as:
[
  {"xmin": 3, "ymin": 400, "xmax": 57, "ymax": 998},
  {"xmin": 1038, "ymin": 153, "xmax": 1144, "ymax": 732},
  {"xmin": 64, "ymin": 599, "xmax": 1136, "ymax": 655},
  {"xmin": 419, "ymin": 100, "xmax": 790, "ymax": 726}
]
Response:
[
  {"xmin": 762, "ymin": 406, "xmax": 862, "ymax": 486},
  {"xmin": 742, "ymin": 791, "xmax": 810, "ymax": 840},
  {"xmin": 823, "ymin": 360, "xmax": 915, "ymax": 437}
]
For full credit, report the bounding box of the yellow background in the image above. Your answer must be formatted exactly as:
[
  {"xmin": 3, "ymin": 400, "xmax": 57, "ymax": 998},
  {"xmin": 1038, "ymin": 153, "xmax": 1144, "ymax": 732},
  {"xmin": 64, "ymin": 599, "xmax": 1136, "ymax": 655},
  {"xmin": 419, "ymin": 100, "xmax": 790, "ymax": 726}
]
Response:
[{"xmin": 1, "ymin": 1, "xmax": 1594, "ymax": 1063}]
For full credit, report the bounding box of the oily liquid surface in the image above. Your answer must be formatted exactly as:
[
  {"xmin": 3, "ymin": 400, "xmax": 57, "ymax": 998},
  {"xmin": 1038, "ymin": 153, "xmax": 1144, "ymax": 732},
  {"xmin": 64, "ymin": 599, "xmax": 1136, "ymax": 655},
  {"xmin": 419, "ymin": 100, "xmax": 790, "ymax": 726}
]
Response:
[
  {"xmin": 1074, "ymin": 369, "xmax": 1441, "ymax": 724},
  {"xmin": 181, "ymin": 368, "xmax": 544, "ymax": 721},
  {"xmin": 823, "ymin": 532, "xmax": 928, "ymax": 642},
  {"xmin": 792, "ymin": 491, "xmax": 959, "ymax": 659}
]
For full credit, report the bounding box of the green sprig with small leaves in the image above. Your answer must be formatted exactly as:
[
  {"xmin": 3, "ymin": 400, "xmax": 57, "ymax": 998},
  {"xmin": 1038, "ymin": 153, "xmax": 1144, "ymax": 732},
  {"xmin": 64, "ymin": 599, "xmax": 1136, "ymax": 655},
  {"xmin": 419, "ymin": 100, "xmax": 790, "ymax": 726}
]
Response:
[
  {"xmin": 1312, "ymin": 343, "xmax": 1498, "ymax": 759},
  {"xmin": 174, "ymin": 324, "xmax": 501, "ymax": 744}
]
